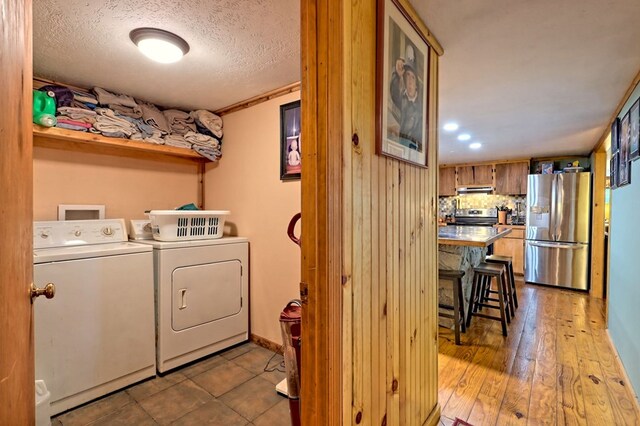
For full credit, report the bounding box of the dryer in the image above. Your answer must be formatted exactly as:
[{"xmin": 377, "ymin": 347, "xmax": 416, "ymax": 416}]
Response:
[
  {"xmin": 33, "ymin": 219, "xmax": 156, "ymax": 415},
  {"xmin": 135, "ymin": 237, "xmax": 249, "ymax": 373}
]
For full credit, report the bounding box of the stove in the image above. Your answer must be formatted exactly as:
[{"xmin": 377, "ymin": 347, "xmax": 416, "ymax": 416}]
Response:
[{"xmin": 454, "ymin": 208, "xmax": 498, "ymax": 227}]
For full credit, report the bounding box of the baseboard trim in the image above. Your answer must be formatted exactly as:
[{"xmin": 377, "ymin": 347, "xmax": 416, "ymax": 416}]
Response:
[
  {"xmin": 250, "ymin": 333, "xmax": 284, "ymax": 355},
  {"xmin": 606, "ymin": 329, "xmax": 640, "ymax": 410}
]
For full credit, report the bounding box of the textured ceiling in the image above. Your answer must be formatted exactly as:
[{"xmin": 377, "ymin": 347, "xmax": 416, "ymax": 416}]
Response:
[
  {"xmin": 413, "ymin": 0, "xmax": 640, "ymax": 163},
  {"xmin": 33, "ymin": 0, "xmax": 300, "ymax": 111}
]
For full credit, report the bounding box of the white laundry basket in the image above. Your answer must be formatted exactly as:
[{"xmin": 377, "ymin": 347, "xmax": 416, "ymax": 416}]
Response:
[
  {"xmin": 35, "ymin": 380, "xmax": 51, "ymax": 426},
  {"xmin": 149, "ymin": 210, "xmax": 230, "ymax": 241}
]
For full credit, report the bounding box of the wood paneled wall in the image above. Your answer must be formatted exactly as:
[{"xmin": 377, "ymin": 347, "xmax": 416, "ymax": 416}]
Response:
[{"xmin": 301, "ymin": 0, "xmax": 441, "ymax": 424}]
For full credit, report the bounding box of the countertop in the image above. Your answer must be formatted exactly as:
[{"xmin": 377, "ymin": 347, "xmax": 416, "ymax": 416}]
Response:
[{"xmin": 438, "ymin": 225, "xmax": 512, "ymax": 247}]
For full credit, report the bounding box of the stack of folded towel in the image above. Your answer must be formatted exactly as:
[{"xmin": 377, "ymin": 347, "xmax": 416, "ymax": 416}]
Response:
[
  {"xmin": 163, "ymin": 134, "xmax": 192, "ymax": 149},
  {"xmin": 41, "ymin": 82, "xmax": 225, "ymax": 162},
  {"xmin": 140, "ymin": 102, "xmax": 171, "ymax": 134},
  {"xmin": 94, "ymin": 87, "xmax": 142, "ymax": 118},
  {"xmin": 190, "ymin": 110, "xmax": 223, "ymax": 144},
  {"xmin": 119, "ymin": 116, "xmax": 164, "ymax": 145},
  {"xmin": 163, "ymin": 109, "xmax": 196, "ymax": 135},
  {"xmin": 72, "ymin": 89, "xmax": 98, "ymax": 110},
  {"xmin": 93, "ymin": 108, "xmax": 137, "ymax": 138},
  {"xmin": 55, "ymin": 107, "xmax": 97, "ymax": 132},
  {"xmin": 184, "ymin": 131, "xmax": 222, "ymax": 161}
]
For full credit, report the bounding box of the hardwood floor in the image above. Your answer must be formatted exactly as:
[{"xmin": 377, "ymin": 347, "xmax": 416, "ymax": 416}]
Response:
[{"xmin": 438, "ymin": 281, "xmax": 640, "ymax": 425}]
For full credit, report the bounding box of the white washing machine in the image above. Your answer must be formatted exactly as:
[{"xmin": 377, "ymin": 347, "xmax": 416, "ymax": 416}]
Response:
[
  {"xmin": 33, "ymin": 219, "xmax": 156, "ymax": 415},
  {"xmin": 134, "ymin": 237, "xmax": 249, "ymax": 373}
]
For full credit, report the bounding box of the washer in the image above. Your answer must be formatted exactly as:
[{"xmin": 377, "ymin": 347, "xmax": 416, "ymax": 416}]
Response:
[
  {"xmin": 135, "ymin": 237, "xmax": 249, "ymax": 373},
  {"xmin": 33, "ymin": 219, "xmax": 156, "ymax": 415}
]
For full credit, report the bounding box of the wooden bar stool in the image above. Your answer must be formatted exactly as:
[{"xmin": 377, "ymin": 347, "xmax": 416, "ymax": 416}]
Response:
[
  {"xmin": 486, "ymin": 254, "xmax": 518, "ymax": 311},
  {"xmin": 438, "ymin": 269, "xmax": 466, "ymax": 345},
  {"xmin": 467, "ymin": 262, "xmax": 509, "ymax": 336}
]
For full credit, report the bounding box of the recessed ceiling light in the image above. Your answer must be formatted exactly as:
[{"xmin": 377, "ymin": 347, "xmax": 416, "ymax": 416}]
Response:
[
  {"xmin": 130, "ymin": 28, "xmax": 190, "ymax": 64},
  {"xmin": 443, "ymin": 122, "xmax": 459, "ymax": 132},
  {"xmin": 458, "ymin": 133, "xmax": 471, "ymax": 141},
  {"xmin": 469, "ymin": 142, "xmax": 482, "ymax": 149}
]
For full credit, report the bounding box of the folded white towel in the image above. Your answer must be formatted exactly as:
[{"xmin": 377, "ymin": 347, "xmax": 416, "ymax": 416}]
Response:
[
  {"xmin": 163, "ymin": 134, "xmax": 192, "ymax": 149},
  {"xmin": 94, "ymin": 108, "xmax": 137, "ymax": 137},
  {"xmin": 184, "ymin": 131, "xmax": 218, "ymax": 148}
]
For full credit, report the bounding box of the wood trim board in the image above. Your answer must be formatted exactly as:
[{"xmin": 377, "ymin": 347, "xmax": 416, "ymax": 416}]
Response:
[
  {"xmin": 250, "ymin": 333, "xmax": 284, "ymax": 355},
  {"xmin": 590, "ymin": 151, "xmax": 606, "ymax": 298},
  {"xmin": 593, "ymin": 68, "xmax": 640, "ymax": 152},
  {"xmin": 0, "ymin": 0, "xmax": 35, "ymax": 423}
]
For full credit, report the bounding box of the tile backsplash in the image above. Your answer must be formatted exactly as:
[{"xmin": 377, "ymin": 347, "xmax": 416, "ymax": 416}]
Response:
[{"xmin": 438, "ymin": 194, "xmax": 527, "ymax": 218}]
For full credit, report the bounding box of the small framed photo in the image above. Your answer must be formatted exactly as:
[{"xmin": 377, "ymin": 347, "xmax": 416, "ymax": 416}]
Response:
[
  {"xmin": 376, "ymin": 0, "xmax": 430, "ymax": 168},
  {"xmin": 629, "ymin": 99, "xmax": 639, "ymax": 161},
  {"xmin": 619, "ymin": 112, "xmax": 631, "ymax": 187},
  {"xmin": 280, "ymin": 100, "xmax": 301, "ymax": 181},
  {"xmin": 610, "ymin": 152, "xmax": 618, "ymax": 190},
  {"xmin": 541, "ymin": 162, "xmax": 554, "ymax": 174},
  {"xmin": 611, "ymin": 117, "xmax": 620, "ymax": 153}
]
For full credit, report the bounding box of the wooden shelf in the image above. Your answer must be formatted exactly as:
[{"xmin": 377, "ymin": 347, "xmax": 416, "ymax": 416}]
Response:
[{"xmin": 33, "ymin": 124, "xmax": 209, "ymax": 164}]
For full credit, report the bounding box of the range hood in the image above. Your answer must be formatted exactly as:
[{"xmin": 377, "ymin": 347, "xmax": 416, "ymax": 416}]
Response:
[{"xmin": 456, "ymin": 186, "xmax": 494, "ymax": 194}]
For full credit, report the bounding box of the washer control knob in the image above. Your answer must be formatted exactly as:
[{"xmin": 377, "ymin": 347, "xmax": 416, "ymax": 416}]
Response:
[
  {"xmin": 102, "ymin": 226, "xmax": 114, "ymax": 236},
  {"xmin": 74, "ymin": 230, "xmax": 82, "ymax": 237}
]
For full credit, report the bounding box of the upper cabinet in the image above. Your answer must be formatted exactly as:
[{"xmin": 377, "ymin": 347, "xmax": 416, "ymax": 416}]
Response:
[
  {"xmin": 456, "ymin": 164, "xmax": 494, "ymax": 187},
  {"xmin": 495, "ymin": 162, "xmax": 530, "ymax": 195},
  {"xmin": 471, "ymin": 165, "xmax": 494, "ymax": 186},
  {"xmin": 439, "ymin": 167, "xmax": 456, "ymax": 196},
  {"xmin": 439, "ymin": 160, "xmax": 530, "ymax": 196},
  {"xmin": 456, "ymin": 166, "xmax": 474, "ymax": 186}
]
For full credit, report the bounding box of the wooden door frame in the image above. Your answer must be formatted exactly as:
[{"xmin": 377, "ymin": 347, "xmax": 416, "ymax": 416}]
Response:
[
  {"xmin": 590, "ymin": 70, "xmax": 640, "ymax": 303},
  {"xmin": 0, "ymin": 0, "xmax": 34, "ymax": 423},
  {"xmin": 300, "ymin": 0, "xmax": 345, "ymax": 423},
  {"xmin": 590, "ymin": 147, "xmax": 606, "ymax": 299}
]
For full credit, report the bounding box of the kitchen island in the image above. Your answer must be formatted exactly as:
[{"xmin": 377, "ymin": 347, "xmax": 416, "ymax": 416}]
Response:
[{"xmin": 438, "ymin": 226, "xmax": 512, "ymax": 322}]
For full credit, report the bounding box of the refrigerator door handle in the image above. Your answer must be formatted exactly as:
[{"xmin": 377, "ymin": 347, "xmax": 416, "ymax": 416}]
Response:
[
  {"xmin": 550, "ymin": 175, "xmax": 558, "ymax": 241},
  {"xmin": 528, "ymin": 241, "xmax": 583, "ymax": 249}
]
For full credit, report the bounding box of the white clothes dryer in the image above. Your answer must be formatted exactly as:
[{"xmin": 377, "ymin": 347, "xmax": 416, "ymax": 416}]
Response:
[
  {"xmin": 134, "ymin": 237, "xmax": 249, "ymax": 373},
  {"xmin": 33, "ymin": 219, "xmax": 156, "ymax": 415}
]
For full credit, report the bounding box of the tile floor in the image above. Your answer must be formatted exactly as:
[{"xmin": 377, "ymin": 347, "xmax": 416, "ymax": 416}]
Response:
[{"xmin": 53, "ymin": 343, "xmax": 292, "ymax": 426}]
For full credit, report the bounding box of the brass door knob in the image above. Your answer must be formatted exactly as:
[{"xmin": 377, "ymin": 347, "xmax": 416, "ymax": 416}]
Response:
[{"xmin": 30, "ymin": 283, "xmax": 56, "ymax": 301}]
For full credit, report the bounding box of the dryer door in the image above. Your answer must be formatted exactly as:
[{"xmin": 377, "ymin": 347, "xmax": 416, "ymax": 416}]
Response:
[{"xmin": 171, "ymin": 260, "xmax": 242, "ymax": 331}]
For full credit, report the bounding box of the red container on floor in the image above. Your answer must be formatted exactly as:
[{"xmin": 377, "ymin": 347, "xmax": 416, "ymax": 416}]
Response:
[{"xmin": 280, "ymin": 300, "xmax": 302, "ymax": 426}]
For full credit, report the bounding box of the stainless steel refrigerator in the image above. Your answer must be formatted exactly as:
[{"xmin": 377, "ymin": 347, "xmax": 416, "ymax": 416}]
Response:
[{"xmin": 525, "ymin": 172, "xmax": 591, "ymax": 290}]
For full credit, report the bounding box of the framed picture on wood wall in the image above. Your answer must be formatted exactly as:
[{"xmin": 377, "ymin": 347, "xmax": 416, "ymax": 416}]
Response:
[
  {"xmin": 619, "ymin": 112, "xmax": 631, "ymax": 187},
  {"xmin": 280, "ymin": 100, "xmax": 301, "ymax": 181},
  {"xmin": 629, "ymin": 99, "xmax": 640, "ymax": 161},
  {"xmin": 376, "ymin": 0, "xmax": 430, "ymax": 168}
]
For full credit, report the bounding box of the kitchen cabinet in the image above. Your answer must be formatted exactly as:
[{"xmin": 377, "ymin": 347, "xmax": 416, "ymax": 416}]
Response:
[
  {"xmin": 493, "ymin": 226, "xmax": 524, "ymax": 275},
  {"xmin": 495, "ymin": 162, "xmax": 529, "ymax": 195},
  {"xmin": 456, "ymin": 166, "xmax": 475, "ymax": 186},
  {"xmin": 456, "ymin": 164, "xmax": 494, "ymax": 187},
  {"xmin": 439, "ymin": 167, "xmax": 456, "ymax": 196},
  {"xmin": 473, "ymin": 165, "xmax": 494, "ymax": 186}
]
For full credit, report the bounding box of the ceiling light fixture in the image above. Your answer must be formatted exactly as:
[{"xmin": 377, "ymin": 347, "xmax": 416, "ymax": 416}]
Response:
[
  {"xmin": 443, "ymin": 122, "xmax": 459, "ymax": 132},
  {"xmin": 458, "ymin": 133, "xmax": 471, "ymax": 141},
  {"xmin": 469, "ymin": 142, "xmax": 482, "ymax": 149},
  {"xmin": 130, "ymin": 28, "xmax": 190, "ymax": 64}
]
